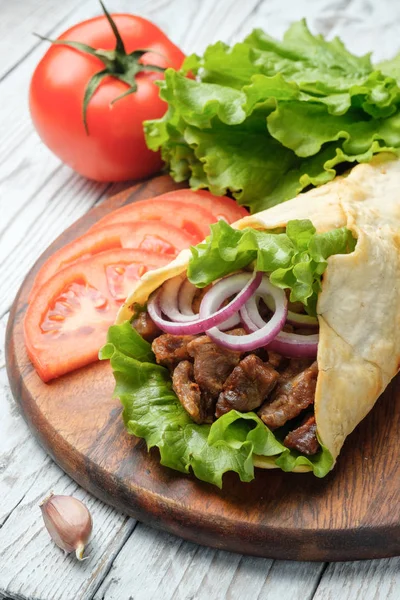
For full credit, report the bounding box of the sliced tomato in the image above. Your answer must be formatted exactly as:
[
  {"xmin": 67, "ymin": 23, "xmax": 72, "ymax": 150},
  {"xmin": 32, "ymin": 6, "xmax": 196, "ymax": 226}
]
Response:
[
  {"xmin": 89, "ymin": 198, "xmax": 216, "ymax": 239},
  {"xmin": 90, "ymin": 189, "xmax": 249, "ymax": 234},
  {"xmin": 25, "ymin": 249, "xmax": 169, "ymax": 382},
  {"xmin": 158, "ymin": 190, "xmax": 249, "ymax": 222},
  {"xmin": 30, "ymin": 221, "xmax": 196, "ymax": 299},
  {"xmin": 105, "ymin": 189, "xmax": 249, "ymax": 223}
]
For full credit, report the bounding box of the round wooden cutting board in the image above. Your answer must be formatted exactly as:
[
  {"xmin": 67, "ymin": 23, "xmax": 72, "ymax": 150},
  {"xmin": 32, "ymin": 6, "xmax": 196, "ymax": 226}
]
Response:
[{"xmin": 6, "ymin": 175, "xmax": 400, "ymax": 562}]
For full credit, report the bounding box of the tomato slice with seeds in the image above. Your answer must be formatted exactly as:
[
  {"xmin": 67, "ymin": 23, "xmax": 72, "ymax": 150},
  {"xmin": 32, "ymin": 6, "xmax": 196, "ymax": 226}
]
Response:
[
  {"xmin": 105, "ymin": 261, "xmax": 152, "ymax": 301},
  {"xmin": 30, "ymin": 221, "xmax": 196, "ymax": 299},
  {"xmin": 89, "ymin": 198, "xmax": 216, "ymax": 239},
  {"xmin": 25, "ymin": 249, "xmax": 169, "ymax": 382}
]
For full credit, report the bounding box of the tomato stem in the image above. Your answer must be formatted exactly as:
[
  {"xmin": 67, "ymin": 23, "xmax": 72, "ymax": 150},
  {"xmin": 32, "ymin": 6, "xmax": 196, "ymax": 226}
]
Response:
[
  {"xmin": 35, "ymin": 1, "xmax": 165, "ymax": 134},
  {"xmin": 99, "ymin": 0, "xmax": 126, "ymax": 54}
]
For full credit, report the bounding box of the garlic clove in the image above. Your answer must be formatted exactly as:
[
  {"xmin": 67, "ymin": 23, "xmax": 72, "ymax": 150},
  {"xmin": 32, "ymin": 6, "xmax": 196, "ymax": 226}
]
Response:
[{"xmin": 40, "ymin": 493, "xmax": 93, "ymax": 560}]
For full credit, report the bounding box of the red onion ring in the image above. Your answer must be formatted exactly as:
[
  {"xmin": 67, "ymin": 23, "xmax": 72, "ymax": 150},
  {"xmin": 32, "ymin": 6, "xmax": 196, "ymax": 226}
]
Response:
[
  {"xmin": 218, "ymin": 312, "xmax": 242, "ymax": 331},
  {"xmin": 178, "ymin": 278, "xmax": 198, "ymax": 317},
  {"xmin": 267, "ymin": 331, "xmax": 319, "ymax": 358},
  {"xmin": 263, "ymin": 296, "xmax": 318, "ymax": 328},
  {"xmin": 240, "ymin": 302, "xmax": 259, "ymax": 332},
  {"xmin": 206, "ymin": 277, "xmax": 288, "ymax": 351},
  {"xmin": 162, "ymin": 275, "xmax": 241, "ymax": 330},
  {"xmin": 242, "ymin": 293, "xmax": 319, "ymax": 357},
  {"xmin": 159, "ymin": 274, "xmax": 198, "ymax": 322},
  {"xmin": 147, "ymin": 271, "xmax": 262, "ymax": 335}
]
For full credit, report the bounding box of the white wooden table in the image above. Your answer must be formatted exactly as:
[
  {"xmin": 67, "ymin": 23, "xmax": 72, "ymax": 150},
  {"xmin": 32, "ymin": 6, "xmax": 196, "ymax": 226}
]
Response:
[{"xmin": 0, "ymin": 1, "xmax": 399, "ymax": 598}]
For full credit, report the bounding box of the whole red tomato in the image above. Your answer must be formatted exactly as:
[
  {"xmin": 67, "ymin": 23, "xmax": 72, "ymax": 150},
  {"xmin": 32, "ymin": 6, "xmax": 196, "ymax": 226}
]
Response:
[{"xmin": 29, "ymin": 10, "xmax": 185, "ymax": 181}]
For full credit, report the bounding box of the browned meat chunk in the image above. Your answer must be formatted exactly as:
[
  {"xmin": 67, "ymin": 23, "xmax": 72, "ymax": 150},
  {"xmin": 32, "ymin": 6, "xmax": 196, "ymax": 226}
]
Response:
[
  {"xmin": 201, "ymin": 391, "xmax": 218, "ymax": 424},
  {"xmin": 132, "ymin": 311, "xmax": 161, "ymax": 342},
  {"xmin": 172, "ymin": 361, "xmax": 204, "ymax": 424},
  {"xmin": 152, "ymin": 334, "xmax": 196, "ymax": 370},
  {"xmin": 279, "ymin": 358, "xmax": 314, "ymax": 382},
  {"xmin": 258, "ymin": 361, "xmax": 318, "ymax": 429},
  {"xmin": 267, "ymin": 351, "xmax": 287, "ymax": 370},
  {"xmin": 284, "ymin": 414, "xmax": 320, "ymax": 455},
  {"xmin": 216, "ymin": 355, "xmax": 279, "ymax": 417},
  {"xmin": 225, "ymin": 328, "xmax": 247, "ymax": 336},
  {"xmin": 187, "ymin": 335, "xmax": 242, "ymax": 398}
]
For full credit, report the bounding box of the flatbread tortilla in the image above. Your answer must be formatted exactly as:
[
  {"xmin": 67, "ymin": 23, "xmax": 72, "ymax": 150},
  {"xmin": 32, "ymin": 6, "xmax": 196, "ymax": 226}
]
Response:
[{"xmin": 116, "ymin": 153, "xmax": 400, "ymax": 471}]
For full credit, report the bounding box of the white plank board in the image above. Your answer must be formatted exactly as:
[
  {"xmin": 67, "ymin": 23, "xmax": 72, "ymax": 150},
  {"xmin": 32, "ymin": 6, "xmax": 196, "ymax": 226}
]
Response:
[
  {"xmin": 313, "ymin": 558, "xmax": 400, "ymax": 600},
  {"xmin": 178, "ymin": 0, "xmax": 261, "ymax": 54},
  {"xmin": 0, "ymin": 0, "xmax": 83, "ymax": 80},
  {"xmin": 94, "ymin": 523, "xmax": 325, "ymax": 600},
  {"xmin": 230, "ymin": 0, "xmax": 400, "ymax": 61},
  {"xmin": 0, "ymin": 165, "xmax": 109, "ymax": 316},
  {"xmin": 0, "ymin": 313, "xmax": 50, "ymax": 528},
  {"xmin": 0, "ymin": 461, "xmax": 136, "ymax": 600}
]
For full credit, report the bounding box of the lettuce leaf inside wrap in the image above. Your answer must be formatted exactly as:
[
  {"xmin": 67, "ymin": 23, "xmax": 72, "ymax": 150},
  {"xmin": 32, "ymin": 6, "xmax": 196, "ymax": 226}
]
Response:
[
  {"xmin": 100, "ymin": 321, "xmax": 333, "ymax": 488},
  {"xmin": 188, "ymin": 219, "xmax": 356, "ymax": 316}
]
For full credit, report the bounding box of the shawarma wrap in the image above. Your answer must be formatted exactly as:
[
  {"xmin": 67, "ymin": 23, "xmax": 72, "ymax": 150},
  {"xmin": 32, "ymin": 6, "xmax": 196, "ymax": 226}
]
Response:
[{"xmin": 101, "ymin": 154, "xmax": 400, "ymax": 485}]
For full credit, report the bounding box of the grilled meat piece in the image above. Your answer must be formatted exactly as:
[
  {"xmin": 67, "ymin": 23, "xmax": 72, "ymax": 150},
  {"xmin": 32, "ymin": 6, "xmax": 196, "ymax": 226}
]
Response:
[
  {"xmin": 216, "ymin": 355, "xmax": 279, "ymax": 417},
  {"xmin": 132, "ymin": 311, "xmax": 161, "ymax": 342},
  {"xmin": 172, "ymin": 361, "xmax": 215, "ymax": 424},
  {"xmin": 267, "ymin": 351, "xmax": 287, "ymax": 370},
  {"xmin": 187, "ymin": 334, "xmax": 243, "ymax": 398},
  {"xmin": 201, "ymin": 391, "xmax": 218, "ymax": 424},
  {"xmin": 284, "ymin": 414, "xmax": 320, "ymax": 455},
  {"xmin": 172, "ymin": 361, "xmax": 204, "ymax": 424},
  {"xmin": 279, "ymin": 358, "xmax": 313, "ymax": 382},
  {"xmin": 258, "ymin": 361, "xmax": 318, "ymax": 429},
  {"xmin": 152, "ymin": 334, "xmax": 196, "ymax": 370}
]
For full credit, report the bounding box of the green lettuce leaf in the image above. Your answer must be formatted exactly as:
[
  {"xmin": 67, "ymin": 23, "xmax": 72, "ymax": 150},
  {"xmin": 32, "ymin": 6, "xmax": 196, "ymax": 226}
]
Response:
[
  {"xmin": 267, "ymin": 103, "xmax": 400, "ymax": 157},
  {"xmin": 188, "ymin": 219, "xmax": 356, "ymax": 315},
  {"xmin": 183, "ymin": 121, "xmax": 299, "ymax": 208},
  {"xmin": 209, "ymin": 410, "xmax": 332, "ymax": 478},
  {"xmin": 100, "ymin": 321, "xmax": 333, "ymax": 487},
  {"xmin": 144, "ymin": 20, "xmax": 400, "ymax": 213},
  {"xmin": 377, "ymin": 53, "xmax": 400, "ymax": 83}
]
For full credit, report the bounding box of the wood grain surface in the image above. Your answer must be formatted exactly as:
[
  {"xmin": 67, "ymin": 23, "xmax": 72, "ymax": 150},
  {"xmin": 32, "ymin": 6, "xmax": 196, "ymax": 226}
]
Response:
[{"xmin": 5, "ymin": 175, "xmax": 400, "ymax": 563}]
